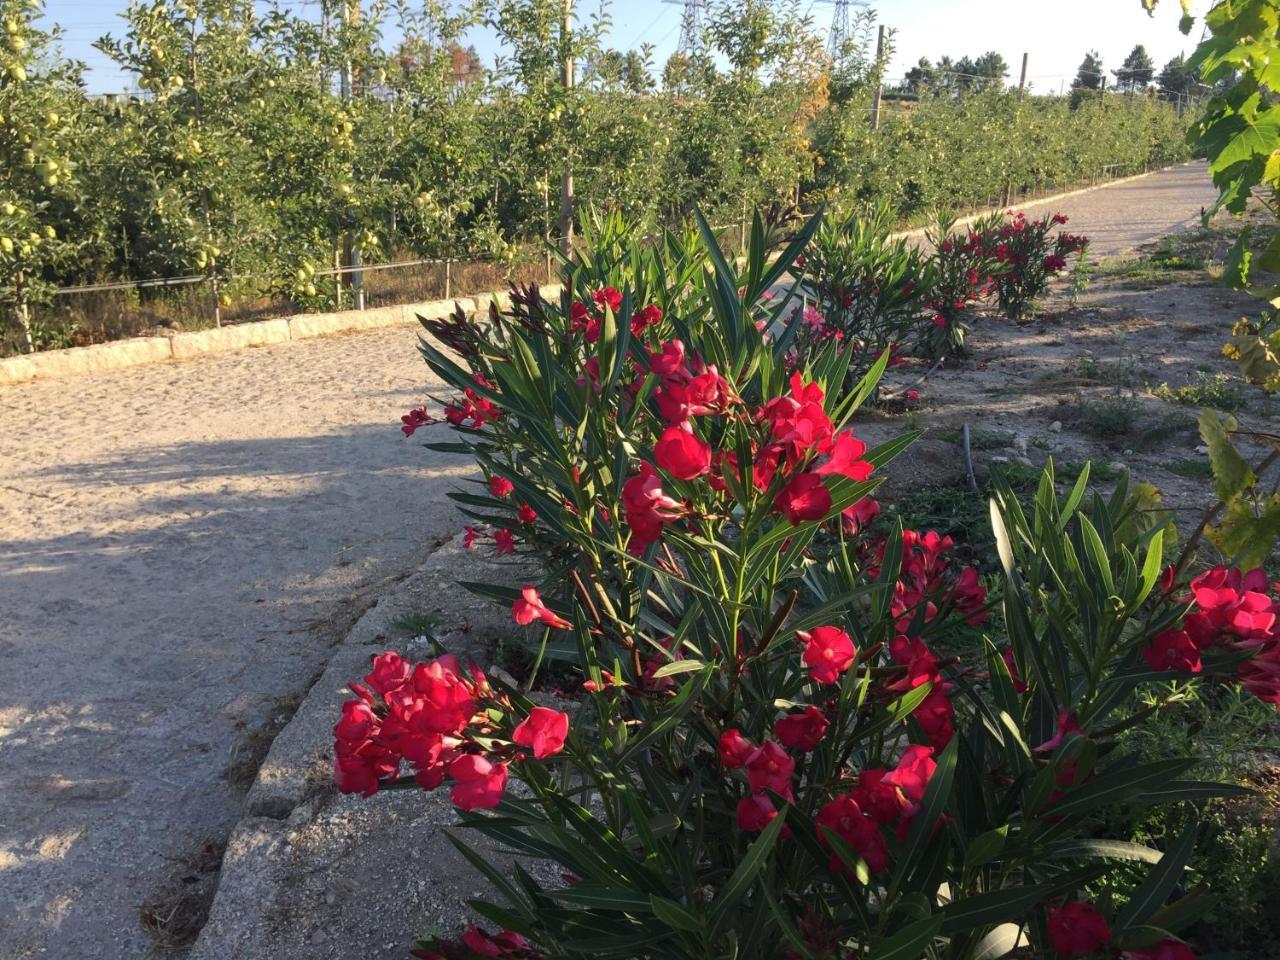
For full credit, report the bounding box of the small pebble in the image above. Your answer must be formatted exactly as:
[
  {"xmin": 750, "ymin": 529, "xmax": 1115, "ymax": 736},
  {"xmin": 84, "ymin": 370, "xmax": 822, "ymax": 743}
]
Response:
[
  {"xmin": 1014, "ymin": 437, "xmax": 1028, "ymax": 455},
  {"xmin": 1196, "ymin": 445, "xmax": 1209, "ymax": 454},
  {"xmin": 1015, "ymin": 456, "xmax": 1034, "ymax": 468},
  {"xmin": 1108, "ymin": 461, "xmax": 1128, "ymax": 474},
  {"xmin": 1122, "ymin": 448, "xmax": 1135, "ymax": 456},
  {"xmin": 1048, "ymin": 421, "xmax": 1062, "ymax": 433}
]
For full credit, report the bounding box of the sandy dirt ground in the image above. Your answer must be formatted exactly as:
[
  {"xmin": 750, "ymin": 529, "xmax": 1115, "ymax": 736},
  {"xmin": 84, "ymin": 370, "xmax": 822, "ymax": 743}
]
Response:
[
  {"xmin": 0, "ymin": 162, "xmax": 1220, "ymax": 959},
  {"xmin": 0, "ymin": 326, "xmax": 470, "ymax": 958}
]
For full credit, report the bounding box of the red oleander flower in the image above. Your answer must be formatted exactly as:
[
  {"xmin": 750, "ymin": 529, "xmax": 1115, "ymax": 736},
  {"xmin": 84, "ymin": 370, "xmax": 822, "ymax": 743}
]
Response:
[
  {"xmin": 661, "ymin": 366, "xmax": 734, "ymax": 420},
  {"xmin": 622, "ymin": 462, "xmax": 685, "ymax": 518},
  {"xmin": 401, "ymin": 657, "xmax": 477, "ymax": 735},
  {"xmin": 401, "ymin": 406, "xmax": 434, "ymax": 436},
  {"xmin": 493, "ymin": 528, "xmax": 516, "ymax": 555},
  {"xmin": 914, "ymin": 686, "xmax": 954, "ymax": 750},
  {"xmin": 1240, "ymin": 642, "xmax": 1280, "ymax": 707},
  {"xmin": 952, "ymin": 566, "xmax": 989, "ymax": 625},
  {"xmin": 654, "ymin": 423, "xmax": 712, "ymax": 479},
  {"xmin": 1142, "ymin": 629, "xmax": 1202, "ymax": 673},
  {"xmin": 760, "ymin": 374, "xmax": 835, "ymax": 462},
  {"xmin": 1185, "ymin": 566, "xmax": 1277, "ymax": 645},
  {"xmin": 449, "ymin": 755, "xmax": 509, "ymax": 811},
  {"xmin": 746, "ymin": 741, "xmax": 795, "ymax": 799},
  {"xmin": 815, "ymin": 794, "xmax": 889, "ymax": 873},
  {"xmin": 736, "ymin": 793, "xmax": 779, "ymax": 832},
  {"xmin": 365, "ymin": 651, "xmax": 410, "ymax": 695},
  {"xmin": 774, "ymin": 706, "xmax": 829, "ymax": 751},
  {"xmin": 883, "ymin": 744, "xmax": 936, "ymax": 802},
  {"xmin": 1001, "ymin": 645, "xmax": 1027, "ymax": 692},
  {"xmin": 334, "ymin": 698, "xmax": 379, "ymax": 743},
  {"xmin": 814, "ymin": 430, "xmax": 873, "ymax": 481},
  {"xmin": 777, "ymin": 472, "xmax": 831, "ymax": 525},
  {"xmin": 718, "ymin": 728, "xmax": 756, "ymax": 768},
  {"xmin": 799, "ymin": 626, "xmax": 856, "ymax": 684},
  {"xmin": 512, "ymin": 706, "xmax": 569, "ymax": 759},
  {"xmin": 488, "ymin": 475, "xmax": 515, "ymax": 498},
  {"xmin": 517, "ymin": 503, "xmax": 538, "ymax": 524},
  {"xmin": 333, "ymin": 747, "xmax": 397, "ymax": 797},
  {"xmin": 592, "ymin": 287, "xmax": 622, "ymax": 313},
  {"xmin": 1047, "ymin": 902, "xmax": 1111, "ymax": 955},
  {"xmin": 887, "ymin": 635, "xmax": 939, "ymax": 690},
  {"xmin": 463, "ymin": 525, "xmax": 480, "ymax": 549},
  {"xmin": 650, "ymin": 339, "xmax": 689, "ymax": 381},
  {"xmin": 631, "ymin": 303, "xmax": 662, "ymax": 337},
  {"xmin": 850, "ymin": 768, "xmax": 908, "ymax": 826},
  {"xmin": 512, "ymin": 586, "xmax": 572, "ymax": 630},
  {"xmin": 458, "ymin": 925, "xmax": 532, "ymax": 957},
  {"xmin": 841, "ymin": 496, "xmax": 880, "ymax": 534},
  {"xmin": 622, "ymin": 462, "xmax": 686, "ymax": 550}
]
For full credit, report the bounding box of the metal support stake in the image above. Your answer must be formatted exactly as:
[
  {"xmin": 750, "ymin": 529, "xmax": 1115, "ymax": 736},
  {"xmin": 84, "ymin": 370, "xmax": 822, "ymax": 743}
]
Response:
[
  {"xmin": 15, "ymin": 270, "xmax": 32, "ymax": 353},
  {"xmin": 557, "ymin": 0, "xmax": 575, "ymax": 258},
  {"xmin": 1002, "ymin": 52, "xmax": 1029, "ymax": 208},
  {"xmin": 869, "ymin": 25, "xmax": 885, "ymax": 130},
  {"xmin": 209, "ymin": 270, "xmax": 222, "ymax": 327}
]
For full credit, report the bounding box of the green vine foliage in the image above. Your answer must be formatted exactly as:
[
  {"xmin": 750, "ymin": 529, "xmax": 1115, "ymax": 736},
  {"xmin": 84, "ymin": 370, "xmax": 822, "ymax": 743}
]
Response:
[{"xmin": 1150, "ymin": 0, "xmax": 1280, "ymax": 567}]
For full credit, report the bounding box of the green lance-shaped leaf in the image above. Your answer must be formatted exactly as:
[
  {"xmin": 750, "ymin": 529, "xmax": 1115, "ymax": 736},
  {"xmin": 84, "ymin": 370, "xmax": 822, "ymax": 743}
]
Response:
[
  {"xmin": 865, "ymin": 916, "xmax": 943, "ymax": 960},
  {"xmin": 709, "ymin": 810, "xmax": 788, "ymax": 938},
  {"xmin": 1113, "ymin": 814, "xmax": 1199, "ymax": 931},
  {"xmin": 897, "ymin": 738, "xmax": 958, "ymax": 887}
]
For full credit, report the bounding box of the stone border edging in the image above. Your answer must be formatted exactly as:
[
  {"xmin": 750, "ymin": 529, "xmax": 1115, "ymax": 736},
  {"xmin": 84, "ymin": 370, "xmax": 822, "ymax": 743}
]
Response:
[{"xmin": 0, "ymin": 289, "xmax": 548, "ymax": 386}]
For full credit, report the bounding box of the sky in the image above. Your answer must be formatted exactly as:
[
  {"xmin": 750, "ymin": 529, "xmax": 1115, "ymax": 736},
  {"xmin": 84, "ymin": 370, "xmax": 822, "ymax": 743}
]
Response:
[{"xmin": 39, "ymin": 0, "xmax": 1208, "ymax": 96}]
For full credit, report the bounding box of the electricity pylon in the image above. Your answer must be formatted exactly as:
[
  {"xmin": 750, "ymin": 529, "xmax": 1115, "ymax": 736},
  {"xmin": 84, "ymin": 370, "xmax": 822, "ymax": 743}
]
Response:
[{"xmin": 662, "ymin": 0, "xmax": 707, "ymax": 58}]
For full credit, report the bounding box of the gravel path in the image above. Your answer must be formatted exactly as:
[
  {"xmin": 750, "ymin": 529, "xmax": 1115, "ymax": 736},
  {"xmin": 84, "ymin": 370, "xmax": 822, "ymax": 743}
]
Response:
[
  {"xmin": 0, "ymin": 161, "xmax": 1218, "ymax": 959},
  {"xmin": 1009, "ymin": 161, "xmax": 1217, "ymax": 254},
  {"xmin": 0, "ymin": 325, "xmax": 465, "ymax": 958}
]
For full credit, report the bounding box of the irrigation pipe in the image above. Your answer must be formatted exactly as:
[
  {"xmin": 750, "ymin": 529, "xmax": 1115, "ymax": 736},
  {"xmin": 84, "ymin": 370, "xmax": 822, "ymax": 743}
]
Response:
[
  {"xmin": 881, "ymin": 355, "xmax": 946, "ymax": 401},
  {"xmin": 962, "ymin": 424, "xmax": 979, "ymax": 493}
]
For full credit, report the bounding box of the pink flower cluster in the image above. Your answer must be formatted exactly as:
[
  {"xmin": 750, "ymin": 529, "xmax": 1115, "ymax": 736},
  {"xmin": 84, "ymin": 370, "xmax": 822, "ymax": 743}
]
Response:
[
  {"xmin": 1047, "ymin": 901, "xmax": 1195, "ymax": 959},
  {"xmin": 887, "ymin": 530, "xmax": 988, "ymax": 630},
  {"xmin": 622, "ymin": 356, "xmax": 875, "ymax": 552},
  {"xmin": 444, "ymin": 374, "xmax": 503, "ymax": 429},
  {"xmin": 722, "ymin": 712, "xmax": 939, "ymax": 873},
  {"xmin": 412, "ymin": 925, "xmax": 542, "ymax": 959},
  {"xmin": 571, "ymin": 287, "xmax": 663, "ymax": 342},
  {"xmin": 332, "ymin": 651, "xmax": 569, "ymax": 808},
  {"xmin": 1143, "ymin": 566, "xmax": 1280, "ymax": 708}
]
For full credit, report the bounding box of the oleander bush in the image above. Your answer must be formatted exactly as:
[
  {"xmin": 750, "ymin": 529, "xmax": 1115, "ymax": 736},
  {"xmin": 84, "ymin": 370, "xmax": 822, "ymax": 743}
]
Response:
[
  {"xmin": 972, "ymin": 211, "xmax": 1090, "ymax": 323},
  {"xmin": 337, "ymin": 211, "xmax": 1280, "ymax": 960},
  {"xmin": 917, "ymin": 214, "xmax": 1004, "ymax": 360},
  {"xmin": 795, "ymin": 203, "xmax": 931, "ymax": 385}
]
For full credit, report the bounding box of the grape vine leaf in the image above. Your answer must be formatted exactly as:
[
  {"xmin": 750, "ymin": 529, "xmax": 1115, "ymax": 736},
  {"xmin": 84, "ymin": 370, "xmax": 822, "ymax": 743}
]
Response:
[{"xmin": 1198, "ymin": 410, "xmax": 1254, "ymax": 501}]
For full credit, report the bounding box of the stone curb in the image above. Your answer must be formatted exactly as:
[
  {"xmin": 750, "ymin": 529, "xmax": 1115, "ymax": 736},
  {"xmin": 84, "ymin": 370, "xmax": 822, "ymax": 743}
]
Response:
[
  {"xmin": 0, "ymin": 288, "xmax": 557, "ymax": 387},
  {"xmin": 190, "ymin": 535, "xmax": 530, "ymax": 959}
]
